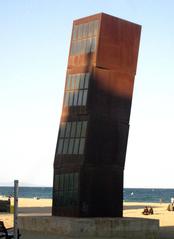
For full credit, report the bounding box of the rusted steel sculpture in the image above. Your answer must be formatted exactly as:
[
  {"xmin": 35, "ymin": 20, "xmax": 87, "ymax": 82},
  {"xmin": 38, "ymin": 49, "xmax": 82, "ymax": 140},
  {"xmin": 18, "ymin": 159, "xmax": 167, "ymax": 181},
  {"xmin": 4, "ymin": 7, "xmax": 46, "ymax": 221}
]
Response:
[{"xmin": 52, "ymin": 13, "xmax": 141, "ymax": 217}]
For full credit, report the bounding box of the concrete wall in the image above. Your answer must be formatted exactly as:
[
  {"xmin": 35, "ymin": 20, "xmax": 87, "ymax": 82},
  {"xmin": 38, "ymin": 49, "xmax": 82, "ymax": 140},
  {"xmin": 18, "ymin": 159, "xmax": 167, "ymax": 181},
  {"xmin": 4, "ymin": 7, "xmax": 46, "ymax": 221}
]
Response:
[{"xmin": 19, "ymin": 216, "xmax": 159, "ymax": 239}]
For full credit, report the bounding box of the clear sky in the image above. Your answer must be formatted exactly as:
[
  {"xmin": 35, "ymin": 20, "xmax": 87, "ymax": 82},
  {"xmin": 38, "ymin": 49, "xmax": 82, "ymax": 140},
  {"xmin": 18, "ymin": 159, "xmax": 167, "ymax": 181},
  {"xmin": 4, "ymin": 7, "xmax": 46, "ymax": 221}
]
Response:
[{"xmin": 0, "ymin": 0, "xmax": 174, "ymax": 188}]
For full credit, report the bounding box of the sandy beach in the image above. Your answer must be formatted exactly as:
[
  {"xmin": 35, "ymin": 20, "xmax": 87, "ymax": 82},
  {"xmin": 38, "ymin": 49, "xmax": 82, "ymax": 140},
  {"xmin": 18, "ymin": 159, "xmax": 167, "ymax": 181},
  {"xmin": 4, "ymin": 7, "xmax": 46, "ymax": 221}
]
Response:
[{"xmin": 0, "ymin": 198, "xmax": 174, "ymax": 238}]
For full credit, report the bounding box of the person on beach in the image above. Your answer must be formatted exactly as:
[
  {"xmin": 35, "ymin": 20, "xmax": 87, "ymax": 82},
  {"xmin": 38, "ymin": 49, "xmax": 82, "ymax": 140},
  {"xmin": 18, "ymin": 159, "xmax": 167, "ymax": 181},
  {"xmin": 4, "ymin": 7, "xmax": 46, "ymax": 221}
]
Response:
[
  {"xmin": 142, "ymin": 206, "xmax": 149, "ymax": 215},
  {"xmin": 148, "ymin": 207, "xmax": 154, "ymax": 215}
]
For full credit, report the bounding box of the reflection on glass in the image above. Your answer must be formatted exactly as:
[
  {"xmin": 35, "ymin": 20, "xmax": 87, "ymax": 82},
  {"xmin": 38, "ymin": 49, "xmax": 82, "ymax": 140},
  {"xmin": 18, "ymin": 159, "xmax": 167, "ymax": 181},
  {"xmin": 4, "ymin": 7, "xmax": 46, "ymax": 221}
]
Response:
[
  {"xmin": 76, "ymin": 122, "xmax": 82, "ymax": 137},
  {"xmin": 72, "ymin": 25, "xmax": 78, "ymax": 40},
  {"xmin": 88, "ymin": 21, "xmax": 93, "ymax": 37},
  {"xmin": 84, "ymin": 73, "xmax": 90, "ymax": 88},
  {"xmin": 66, "ymin": 75, "xmax": 71, "ymax": 90},
  {"xmin": 68, "ymin": 138, "xmax": 74, "ymax": 154},
  {"xmin": 94, "ymin": 20, "xmax": 99, "ymax": 35},
  {"xmin": 65, "ymin": 122, "xmax": 71, "ymax": 137},
  {"xmin": 73, "ymin": 138, "xmax": 80, "ymax": 154},
  {"xmin": 70, "ymin": 122, "xmax": 76, "ymax": 137},
  {"xmin": 82, "ymin": 23, "xmax": 87, "ymax": 38},
  {"xmin": 81, "ymin": 121, "xmax": 87, "ymax": 137},
  {"xmin": 56, "ymin": 173, "xmax": 79, "ymax": 206},
  {"xmin": 60, "ymin": 123, "xmax": 66, "ymax": 138},
  {"xmin": 73, "ymin": 91, "xmax": 78, "ymax": 106},
  {"xmin": 68, "ymin": 92, "xmax": 74, "ymax": 106},
  {"xmin": 72, "ymin": 20, "xmax": 99, "ymax": 41},
  {"xmin": 57, "ymin": 121, "xmax": 87, "ymax": 155},
  {"xmin": 64, "ymin": 92, "xmax": 69, "ymax": 106},
  {"xmin": 77, "ymin": 90, "xmax": 83, "ymax": 105},
  {"xmin": 69, "ymin": 173, "xmax": 73, "ymax": 191},
  {"xmin": 63, "ymin": 139, "xmax": 69, "ymax": 154},
  {"xmin": 60, "ymin": 174, "xmax": 64, "ymax": 190},
  {"xmin": 78, "ymin": 24, "xmax": 83, "ymax": 39},
  {"xmin": 81, "ymin": 40, "xmax": 85, "ymax": 54},
  {"xmin": 91, "ymin": 38, "xmax": 96, "ymax": 52},
  {"xmin": 86, "ymin": 38, "xmax": 91, "ymax": 53},
  {"xmin": 79, "ymin": 138, "xmax": 85, "ymax": 154},
  {"xmin": 79, "ymin": 74, "xmax": 85, "ymax": 89},
  {"xmin": 74, "ymin": 173, "xmax": 78, "ymax": 190},
  {"xmin": 75, "ymin": 75, "xmax": 80, "ymax": 89},
  {"xmin": 71, "ymin": 75, "xmax": 75, "ymax": 90},
  {"xmin": 57, "ymin": 139, "xmax": 64, "ymax": 154},
  {"xmin": 64, "ymin": 174, "xmax": 69, "ymax": 191},
  {"xmin": 82, "ymin": 90, "xmax": 88, "ymax": 106}
]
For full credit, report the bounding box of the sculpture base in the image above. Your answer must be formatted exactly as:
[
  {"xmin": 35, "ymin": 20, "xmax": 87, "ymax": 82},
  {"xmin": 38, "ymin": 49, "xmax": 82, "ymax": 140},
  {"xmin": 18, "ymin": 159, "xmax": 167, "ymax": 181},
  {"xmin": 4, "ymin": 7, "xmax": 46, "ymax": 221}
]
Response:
[{"xmin": 19, "ymin": 216, "xmax": 159, "ymax": 239}]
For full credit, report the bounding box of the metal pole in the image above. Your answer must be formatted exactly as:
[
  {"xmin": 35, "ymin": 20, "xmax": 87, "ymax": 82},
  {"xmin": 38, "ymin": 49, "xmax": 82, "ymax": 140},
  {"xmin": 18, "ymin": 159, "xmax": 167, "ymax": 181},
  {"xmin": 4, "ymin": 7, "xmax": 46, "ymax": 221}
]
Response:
[{"xmin": 14, "ymin": 180, "xmax": 19, "ymax": 239}]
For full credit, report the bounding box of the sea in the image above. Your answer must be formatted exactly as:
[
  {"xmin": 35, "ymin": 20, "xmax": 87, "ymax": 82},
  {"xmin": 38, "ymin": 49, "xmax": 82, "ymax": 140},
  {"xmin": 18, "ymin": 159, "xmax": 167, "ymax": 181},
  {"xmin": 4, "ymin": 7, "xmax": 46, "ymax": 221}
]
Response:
[{"xmin": 0, "ymin": 187, "xmax": 174, "ymax": 203}]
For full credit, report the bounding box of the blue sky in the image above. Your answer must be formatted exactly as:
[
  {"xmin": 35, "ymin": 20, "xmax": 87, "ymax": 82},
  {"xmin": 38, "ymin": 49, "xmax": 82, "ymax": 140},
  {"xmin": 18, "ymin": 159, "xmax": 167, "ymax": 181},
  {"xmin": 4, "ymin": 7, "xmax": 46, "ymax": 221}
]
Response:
[{"xmin": 0, "ymin": 0, "xmax": 174, "ymax": 187}]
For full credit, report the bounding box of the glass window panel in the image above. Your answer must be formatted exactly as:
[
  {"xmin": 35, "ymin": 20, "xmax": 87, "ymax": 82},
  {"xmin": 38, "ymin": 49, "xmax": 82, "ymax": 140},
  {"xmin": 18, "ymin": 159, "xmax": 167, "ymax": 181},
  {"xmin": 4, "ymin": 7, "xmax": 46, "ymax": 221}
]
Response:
[
  {"xmin": 59, "ymin": 174, "xmax": 64, "ymax": 191},
  {"xmin": 94, "ymin": 20, "xmax": 99, "ymax": 35},
  {"xmin": 86, "ymin": 38, "xmax": 91, "ymax": 53},
  {"xmin": 68, "ymin": 92, "xmax": 74, "ymax": 106},
  {"xmin": 69, "ymin": 174, "xmax": 74, "ymax": 191},
  {"xmin": 64, "ymin": 174, "xmax": 69, "ymax": 191},
  {"xmin": 82, "ymin": 23, "xmax": 87, "ymax": 38},
  {"xmin": 70, "ymin": 122, "xmax": 76, "ymax": 137},
  {"xmin": 91, "ymin": 37, "xmax": 96, "ymax": 52},
  {"xmin": 77, "ymin": 90, "xmax": 83, "ymax": 105},
  {"xmin": 63, "ymin": 139, "xmax": 69, "ymax": 154},
  {"xmin": 57, "ymin": 139, "xmax": 64, "ymax": 154},
  {"xmin": 74, "ymin": 173, "xmax": 79, "ymax": 191},
  {"xmin": 81, "ymin": 121, "xmax": 87, "ymax": 137},
  {"xmin": 73, "ymin": 91, "xmax": 78, "ymax": 106},
  {"xmin": 58, "ymin": 175, "xmax": 61, "ymax": 191},
  {"xmin": 86, "ymin": 23, "xmax": 89, "ymax": 37},
  {"xmin": 73, "ymin": 42, "xmax": 77, "ymax": 55},
  {"xmin": 82, "ymin": 89, "xmax": 88, "ymax": 106},
  {"xmin": 55, "ymin": 175, "xmax": 60, "ymax": 191},
  {"xmin": 64, "ymin": 92, "xmax": 69, "ymax": 106},
  {"xmin": 84, "ymin": 73, "xmax": 90, "ymax": 89},
  {"xmin": 79, "ymin": 138, "xmax": 85, "ymax": 154},
  {"xmin": 81, "ymin": 40, "xmax": 85, "ymax": 54},
  {"xmin": 88, "ymin": 21, "xmax": 94, "ymax": 37},
  {"xmin": 72, "ymin": 25, "xmax": 78, "ymax": 40},
  {"xmin": 70, "ymin": 42, "xmax": 74, "ymax": 55},
  {"xmin": 79, "ymin": 40, "xmax": 82, "ymax": 54},
  {"xmin": 76, "ymin": 121, "xmax": 82, "ymax": 137},
  {"xmin": 71, "ymin": 75, "xmax": 75, "ymax": 90},
  {"xmin": 68, "ymin": 138, "xmax": 74, "ymax": 154},
  {"xmin": 76, "ymin": 41, "xmax": 80, "ymax": 55},
  {"xmin": 75, "ymin": 74, "xmax": 80, "ymax": 89},
  {"xmin": 65, "ymin": 122, "xmax": 71, "ymax": 137},
  {"xmin": 78, "ymin": 24, "xmax": 83, "ymax": 39},
  {"xmin": 79, "ymin": 74, "xmax": 85, "ymax": 89},
  {"xmin": 81, "ymin": 24, "xmax": 85, "ymax": 38},
  {"xmin": 73, "ymin": 76, "xmax": 76, "ymax": 90},
  {"xmin": 84, "ymin": 40, "xmax": 87, "ymax": 54},
  {"xmin": 59, "ymin": 122, "xmax": 66, "ymax": 138},
  {"xmin": 59, "ymin": 191, "xmax": 64, "ymax": 206},
  {"xmin": 73, "ymin": 138, "xmax": 80, "ymax": 154},
  {"xmin": 63, "ymin": 191, "xmax": 69, "ymax": 206},
  {"xmin": 66, "ymin": 75, "xmax": 71, "ymax": 90}
]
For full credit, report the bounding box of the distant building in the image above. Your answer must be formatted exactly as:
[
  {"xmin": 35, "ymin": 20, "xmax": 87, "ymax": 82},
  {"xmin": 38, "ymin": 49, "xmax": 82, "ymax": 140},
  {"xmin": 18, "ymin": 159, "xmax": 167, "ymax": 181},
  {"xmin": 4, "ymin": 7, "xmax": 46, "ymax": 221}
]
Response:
[{"xmin": 52, "ymin": 13, "xmax": 141, "ymax": 217}]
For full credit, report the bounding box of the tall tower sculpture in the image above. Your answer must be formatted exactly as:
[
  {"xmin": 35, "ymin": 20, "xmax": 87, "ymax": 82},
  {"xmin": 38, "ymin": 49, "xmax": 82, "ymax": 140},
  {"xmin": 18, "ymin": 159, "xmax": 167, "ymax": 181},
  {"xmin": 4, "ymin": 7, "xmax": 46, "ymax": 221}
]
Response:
[{"xmin": 52, "ymin": 13, "xmax": 141, "ymax": 217}]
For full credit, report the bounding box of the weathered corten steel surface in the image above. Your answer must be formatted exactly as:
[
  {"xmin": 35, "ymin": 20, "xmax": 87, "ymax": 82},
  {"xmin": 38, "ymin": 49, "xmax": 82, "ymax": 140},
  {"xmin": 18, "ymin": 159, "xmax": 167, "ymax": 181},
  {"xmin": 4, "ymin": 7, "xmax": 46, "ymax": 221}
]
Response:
[{"xmin": 53, "ymin": 13, "xmax": 141, "ymax": 217}]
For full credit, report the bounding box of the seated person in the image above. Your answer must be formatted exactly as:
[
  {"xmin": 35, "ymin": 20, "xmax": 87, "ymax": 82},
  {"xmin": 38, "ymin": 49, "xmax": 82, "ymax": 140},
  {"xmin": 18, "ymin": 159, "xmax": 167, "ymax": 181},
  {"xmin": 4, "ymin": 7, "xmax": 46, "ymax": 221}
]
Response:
[
  {"xmin": 148, "ymin": 207, "xmax": 154, "ymax": 214},
  {"xmin": 142, "ymin": 206, "xmax": 149, "ymax": 215}
]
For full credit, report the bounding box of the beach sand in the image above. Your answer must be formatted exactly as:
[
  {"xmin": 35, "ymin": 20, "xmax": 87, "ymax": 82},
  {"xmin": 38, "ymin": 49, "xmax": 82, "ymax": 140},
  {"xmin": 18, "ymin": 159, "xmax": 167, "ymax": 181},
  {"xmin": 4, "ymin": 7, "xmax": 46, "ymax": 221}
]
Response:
[
  {"xmin": 0, "ymin": 198, "xmax": 174, "ymax": 238},
  {"xmin": 123, "ymin": 202, "xmax": 174, "ymax": 238}
]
